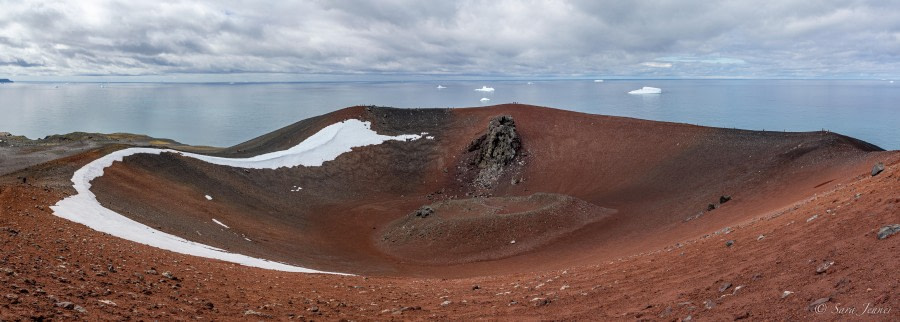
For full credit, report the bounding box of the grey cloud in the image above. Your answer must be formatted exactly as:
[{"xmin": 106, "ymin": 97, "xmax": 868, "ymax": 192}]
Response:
[
  {"xmin": 0, "ymin": 58, "xmax": 43, "ymax": 67},
  {"xmin": 0, "ymin": 0, "xmax": 898, "ymax": 79}
]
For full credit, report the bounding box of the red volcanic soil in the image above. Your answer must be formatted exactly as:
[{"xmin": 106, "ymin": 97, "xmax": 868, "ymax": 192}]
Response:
[
  {"xmin": 379, "ymin": 193, "xmax": 615, "ymax": 265},
  {"xmin": 1, "ymin": 104, "xmax": 898, "ymax": 320}
]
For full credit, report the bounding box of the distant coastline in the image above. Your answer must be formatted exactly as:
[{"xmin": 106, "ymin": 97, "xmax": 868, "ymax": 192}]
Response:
[{"xmin": 0, "ymin": 79, "xmax": 13, "ymax": 83}]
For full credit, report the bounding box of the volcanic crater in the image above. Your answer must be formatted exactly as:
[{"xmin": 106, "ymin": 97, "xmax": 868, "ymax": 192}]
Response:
[{"xmin": 65, "ymin": 104, "xmax": 886, "ymax": 278}]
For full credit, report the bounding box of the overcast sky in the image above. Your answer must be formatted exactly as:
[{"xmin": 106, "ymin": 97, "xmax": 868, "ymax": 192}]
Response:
[{"xmin": 1, "ymin": 0, "xmax": 899, "ymax": 81}]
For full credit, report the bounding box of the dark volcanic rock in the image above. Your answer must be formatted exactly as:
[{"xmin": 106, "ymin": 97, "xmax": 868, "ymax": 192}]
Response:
[
  {"xmin": 815, "ymin": 261, "xmax": 833, "ymax": 274},
  {"xmin": 871, "ymin": 162, "xmax": 884, "ymax": 176},
  {"xmin": 412, "ymin": 206, "xmax": 434, "ymax": 218},
  {"xmin": 719, "ymin": 282, "xmax": 732, "ymax": 292},
  {"xmin": 808, "ymin": 297, "xmax": 830, "ymax": 311},
  {"xmin": 55, "ymin": 301, "xmax": 75, "ymax": 309},
  {"xmin": 469, "ymin": 115, "xmax": 521, "ymax": 169},
  {"xmin": 467, "ymin": 115, "xmax": 522, "ymax": 187},
  {"xmin": 719, "ymin": 195, "xmax": 732, "ymax": 204},
  {"xmin": 876, "ymin": 224, "xmax": 900, "ymax": 240}
]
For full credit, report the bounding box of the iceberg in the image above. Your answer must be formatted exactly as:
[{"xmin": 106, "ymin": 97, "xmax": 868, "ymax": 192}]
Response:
[
  {"xmin": 480, "ymin": 97, "xmax": 491, "ymax": 102},
  {"xmin": 436, "ymin": 85, "xmax": 446, "ymax": 89},
  {"xmin": 628, "ymin": 86, "xmax": 662, "ymax": 94},
  {"xmin": 475, "ymin": 86, "xmax": 495, "ymax": 92},
  {"xmin": 594, "ymin": 79, "xmax": 604, "ymax": 83}
]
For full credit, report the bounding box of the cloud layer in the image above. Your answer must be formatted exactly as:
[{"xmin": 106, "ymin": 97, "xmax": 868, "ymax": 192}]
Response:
[{"xmin": 1, "ymin": 0, "xmax": 899, "ymax": 79}]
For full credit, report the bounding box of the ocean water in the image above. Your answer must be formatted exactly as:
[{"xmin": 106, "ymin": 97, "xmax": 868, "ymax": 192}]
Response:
[{"xmin": 0, "ymin": 79, "xmax": 897, "ymax": 149}]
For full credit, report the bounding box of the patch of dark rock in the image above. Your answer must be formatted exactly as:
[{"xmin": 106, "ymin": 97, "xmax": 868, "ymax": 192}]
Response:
[
  {"xmin": 871, "ymin": 162, "xmax": 884, "ymax": 176},
  {"xmin": 876, "ymin": 224, "xmax": 900, "ymax": 240},
  {"xmin": 1, "ymin": 227, "xmax": 20, "ymax": 236},
  {"xmin": 725, "ymin": 240, "xmax": 735, "ymax": 247},
  {"xmin": 707, "ymin": 203, "xmax": 718, "ymax": 211},
  {"xmin": 466, "ymin": 115, "xmax": 521, "ymax": 187},
  {"xmin": 55, "ymin": 301, "xmax": 75, "ymax": 310},
  {"xmin": 720, "ymin": 195, "xmax": 732, "ymax": 204},
  {"xmin": 808, "ymin": 297, "xmax": 830, "ymax": 311},
  {"xmin": 531, "ymin": 297, "xmax": 552, "ymax": 306},
  {"xmin": 467, "ymin": 115, "xmax": 521, "ymax": 168},
  {"xmin": 816, "ymin": 261, "xmax": 834, "ymax": 274},
  {"xmin": 412, "ymin": 206, "xmax": 434, "ymax": 218},
  {"xmin": 719, "ymin": 282, "xmax": 732, "ymax": 292},
  {"xmin": 162, "ymin": 271, "xmax": 178, "ymax": 280}
]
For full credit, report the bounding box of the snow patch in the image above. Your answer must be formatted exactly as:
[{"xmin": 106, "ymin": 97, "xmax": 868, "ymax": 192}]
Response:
[
  {"xmin": 290, "ymin": 186, "xmax": 302, "ymax": 192},
  {"xmin": 628, "ymin": 86, "xmax": 662, "ymax": 94},
  {"xmin": 50, "ymin": 119, "xmax": 422, "ymax": 274},
  {"xmin": 475, "ymin": 86, "xmax": 494, "ymax": 92},
  {"xmin": 212, "ymin": 219, "xmax": 229, "ymax": 229},
  {"xmin": 204, "ymin": 195, "xmax": 212, "ymax": 201}
]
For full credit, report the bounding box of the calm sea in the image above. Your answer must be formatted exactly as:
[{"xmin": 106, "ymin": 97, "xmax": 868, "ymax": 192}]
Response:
[{"xmin": 0, "ymin": 79, "xmax": 897, "ymax": 149}]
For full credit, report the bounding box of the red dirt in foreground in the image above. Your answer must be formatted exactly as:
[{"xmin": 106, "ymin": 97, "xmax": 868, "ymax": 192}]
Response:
[{"xmin": 1, "ymin": 104, "xmax": 898, "ymax": 320}]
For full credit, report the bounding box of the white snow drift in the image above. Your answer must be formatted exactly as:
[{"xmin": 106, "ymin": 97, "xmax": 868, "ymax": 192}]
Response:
[
  {"xmin": 50, "ymin": 119, "xmax": 422, "ymax": 274},
  {"xmin": 628, "ymin": 86, "xmax": 662, "ymax": 94}
]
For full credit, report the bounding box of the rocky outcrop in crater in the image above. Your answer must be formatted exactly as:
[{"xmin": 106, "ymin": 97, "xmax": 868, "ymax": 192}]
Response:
[{"xmin": 466, "ymin": 115, "xmax": 521, "ymax": 187}]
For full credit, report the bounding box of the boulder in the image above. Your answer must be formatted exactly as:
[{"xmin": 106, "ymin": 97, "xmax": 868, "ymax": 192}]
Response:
[
  {"xmin": 718, "ymin": 282, "xmax": 732, "ymax": 292},
  {"xmin": 871, "ymin": 162, "xmax": 884, "ymax": 176},
  {"xmin": 876, "ymin": 224, "xmax": 900, "ymax": 240},
  {"xmin": 412, "ymin": 206, "xmax": 434, "ymax": 218}
]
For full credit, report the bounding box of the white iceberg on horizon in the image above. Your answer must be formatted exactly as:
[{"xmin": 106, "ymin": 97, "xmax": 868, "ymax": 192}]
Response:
[
  {"xmin": 480, "ymin": 97, "xmax": 491, "ymax": 102},
  {"xmin": 628, "ymin": 86, "xmax": 662, "ymax": 94},
  {"xmin": 594, "ymin": 79, "xmax": 604, "ymax": 83},
  {"xmin": 436, "ymin": 85, "xmax": 446, "ymax": 89},
  {"xmin": 475, "ymin": 86, "xmax": 495, "ymax": 92}
]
